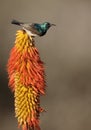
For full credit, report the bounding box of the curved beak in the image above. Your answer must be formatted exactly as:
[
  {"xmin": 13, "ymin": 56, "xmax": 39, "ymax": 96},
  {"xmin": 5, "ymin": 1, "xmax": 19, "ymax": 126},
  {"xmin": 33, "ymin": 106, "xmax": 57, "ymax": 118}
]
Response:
[{"xmin": 51, "ymin": 23, "xmax": 56, "ymax": 26}]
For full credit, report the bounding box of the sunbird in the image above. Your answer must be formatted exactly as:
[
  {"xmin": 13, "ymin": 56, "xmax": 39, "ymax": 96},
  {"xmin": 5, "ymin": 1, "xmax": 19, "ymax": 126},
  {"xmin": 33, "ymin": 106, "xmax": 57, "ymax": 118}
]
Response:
[{"xmin": 11, "ymin": 19, "xmax": 56, "ymax": 37}]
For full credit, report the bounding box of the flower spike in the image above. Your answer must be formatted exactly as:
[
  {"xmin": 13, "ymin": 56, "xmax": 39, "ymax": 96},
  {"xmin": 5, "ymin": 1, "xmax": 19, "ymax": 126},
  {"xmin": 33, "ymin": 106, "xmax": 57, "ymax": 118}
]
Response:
[{"xmin": 7, "ymin": 30, "xmax": 46, "ymax": 130}]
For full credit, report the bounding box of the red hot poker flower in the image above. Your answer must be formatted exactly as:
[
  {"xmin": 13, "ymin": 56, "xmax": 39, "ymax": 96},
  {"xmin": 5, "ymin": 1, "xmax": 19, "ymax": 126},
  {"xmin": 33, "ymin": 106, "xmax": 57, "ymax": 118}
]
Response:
[{"xmin": 7, "ymin": 30, "xmax": 46, "ymax": 130}]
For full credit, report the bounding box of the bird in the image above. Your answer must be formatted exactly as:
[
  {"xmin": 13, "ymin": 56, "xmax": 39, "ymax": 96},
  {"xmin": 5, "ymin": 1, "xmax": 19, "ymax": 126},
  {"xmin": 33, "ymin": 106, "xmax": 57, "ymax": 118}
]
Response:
[{"xmin": 11, "ymin": 19, "xmax": 56, "ymax": 37}]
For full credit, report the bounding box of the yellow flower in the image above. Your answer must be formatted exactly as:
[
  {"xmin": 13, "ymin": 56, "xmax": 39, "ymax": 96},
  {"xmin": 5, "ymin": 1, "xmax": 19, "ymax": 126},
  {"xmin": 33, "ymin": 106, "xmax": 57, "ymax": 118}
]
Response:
[{"xmin": 7, "ymin": 30, "xmax": 46, "ymax": 130}]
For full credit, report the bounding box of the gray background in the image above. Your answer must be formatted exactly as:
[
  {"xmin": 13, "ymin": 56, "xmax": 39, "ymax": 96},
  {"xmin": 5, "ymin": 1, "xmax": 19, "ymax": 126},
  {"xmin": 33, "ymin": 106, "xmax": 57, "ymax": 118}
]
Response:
[{"xmin": 0, "ymin": 0, "xmax": 91, "ymax": 130}]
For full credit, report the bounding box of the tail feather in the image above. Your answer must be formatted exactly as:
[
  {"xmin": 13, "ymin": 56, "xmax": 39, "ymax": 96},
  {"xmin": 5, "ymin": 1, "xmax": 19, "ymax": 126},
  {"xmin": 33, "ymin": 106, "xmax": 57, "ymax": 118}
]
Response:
[{"xmin": 11, "ymin": 19, "xmax": 23, "ymax": 26}]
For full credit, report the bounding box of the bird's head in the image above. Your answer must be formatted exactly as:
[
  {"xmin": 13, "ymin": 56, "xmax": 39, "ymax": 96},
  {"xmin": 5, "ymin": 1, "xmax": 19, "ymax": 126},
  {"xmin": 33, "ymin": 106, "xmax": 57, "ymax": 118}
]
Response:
[{"xmin": 42, "ymin": 22, "xmax": 56, "ymax": 30}]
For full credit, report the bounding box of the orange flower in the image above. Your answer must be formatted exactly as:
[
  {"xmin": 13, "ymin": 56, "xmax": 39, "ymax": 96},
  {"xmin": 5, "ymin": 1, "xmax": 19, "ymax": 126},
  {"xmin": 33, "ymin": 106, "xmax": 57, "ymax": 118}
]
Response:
[{"xmin": 7, "ymin": 30, "xmax": 46, "ymax": 130}]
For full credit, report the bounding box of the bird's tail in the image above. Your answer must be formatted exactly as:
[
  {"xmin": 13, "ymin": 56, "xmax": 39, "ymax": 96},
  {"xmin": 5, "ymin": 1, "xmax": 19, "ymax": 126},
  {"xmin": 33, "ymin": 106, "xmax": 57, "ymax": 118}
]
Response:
[{"xmin": 11, "ymin": 19, "xmax": 23, "ymax": 26}]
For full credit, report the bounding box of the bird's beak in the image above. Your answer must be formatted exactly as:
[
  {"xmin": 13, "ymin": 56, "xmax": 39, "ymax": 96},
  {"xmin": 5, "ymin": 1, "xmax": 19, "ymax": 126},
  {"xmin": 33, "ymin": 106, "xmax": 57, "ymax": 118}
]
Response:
[{"xmin": 51, "ymin": 24, "xmax": 56, "ymax": 26}]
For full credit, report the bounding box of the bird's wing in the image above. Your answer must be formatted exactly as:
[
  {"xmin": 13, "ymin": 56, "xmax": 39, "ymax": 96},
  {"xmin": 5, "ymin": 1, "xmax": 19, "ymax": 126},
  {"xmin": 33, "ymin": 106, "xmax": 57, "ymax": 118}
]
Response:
[{"xmin": 23, "ymin": 23, "xmax": 42, "ymax": 36}]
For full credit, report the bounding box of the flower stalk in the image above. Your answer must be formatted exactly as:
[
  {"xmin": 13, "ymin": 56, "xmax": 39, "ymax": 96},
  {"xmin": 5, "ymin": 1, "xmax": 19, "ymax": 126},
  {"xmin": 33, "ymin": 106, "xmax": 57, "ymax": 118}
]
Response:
[{"xmin": 7, "ymin": 30, "xmax": 46, "ymax": 130}]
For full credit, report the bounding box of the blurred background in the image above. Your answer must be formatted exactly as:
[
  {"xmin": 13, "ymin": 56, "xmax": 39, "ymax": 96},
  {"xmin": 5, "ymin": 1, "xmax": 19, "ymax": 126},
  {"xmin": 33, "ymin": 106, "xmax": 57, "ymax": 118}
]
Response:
[{"xmin": 0, "ymin": 0, "xmax": 91, "ymax": 130}]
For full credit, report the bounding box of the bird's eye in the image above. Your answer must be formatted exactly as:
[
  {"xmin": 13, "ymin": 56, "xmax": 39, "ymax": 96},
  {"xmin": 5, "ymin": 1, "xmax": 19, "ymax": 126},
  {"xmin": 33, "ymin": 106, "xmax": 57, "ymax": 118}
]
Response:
[{"xmin": 47, "ymin": 23, "xmax": 51, "ymax": 28}]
